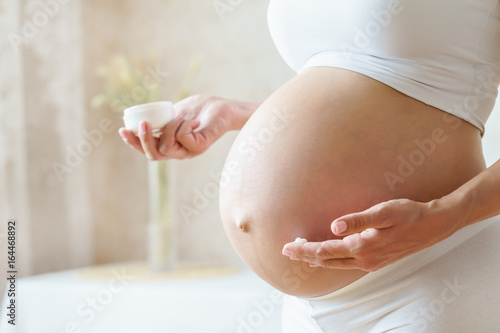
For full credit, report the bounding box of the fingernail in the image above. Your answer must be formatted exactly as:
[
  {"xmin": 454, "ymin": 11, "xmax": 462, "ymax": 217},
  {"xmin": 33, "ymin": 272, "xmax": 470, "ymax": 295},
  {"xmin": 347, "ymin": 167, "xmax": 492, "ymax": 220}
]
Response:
[
  {"xmin": 282, "ymin": 248, "xmax": 292, "ymax": 256},
  {"xmin": 140, "ymin": 121, "xmax": 147, "ymax": 134},
  {"xmin": 334, "ymin": 221, "xmax": 347, "ymax": 234},
  {"xmin": 310, "ymin": 263, "xmax": 319, "ymax": 268},
  {"xmin": 118, "ymin": 129, "xmax": 127, "ymax": 140}
]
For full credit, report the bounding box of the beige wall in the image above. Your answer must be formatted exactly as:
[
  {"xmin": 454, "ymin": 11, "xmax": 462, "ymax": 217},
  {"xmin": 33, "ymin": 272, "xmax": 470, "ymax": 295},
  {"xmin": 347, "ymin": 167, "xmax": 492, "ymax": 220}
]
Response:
[{"xmin": 1, "ymin": 0, "xmax": 94, "ymax": 278}]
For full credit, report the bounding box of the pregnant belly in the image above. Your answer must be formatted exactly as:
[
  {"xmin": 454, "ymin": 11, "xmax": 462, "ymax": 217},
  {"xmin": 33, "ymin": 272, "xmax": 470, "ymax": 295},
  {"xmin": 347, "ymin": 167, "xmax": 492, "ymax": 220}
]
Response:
[{"xmin": 219, "ymin": 67, "xmax": 484, "ymax": 297}]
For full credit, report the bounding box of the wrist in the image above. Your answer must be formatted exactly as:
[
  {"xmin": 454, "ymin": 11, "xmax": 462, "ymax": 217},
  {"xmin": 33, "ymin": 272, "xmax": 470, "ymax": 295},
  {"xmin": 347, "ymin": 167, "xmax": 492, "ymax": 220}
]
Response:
[
  {"xmin": 223, "ymin": 99, "xmax": 260, "ymax": 131},
  {"xmin": 426, "ymin": 192, "xmax": 470, "ymax": 236}
]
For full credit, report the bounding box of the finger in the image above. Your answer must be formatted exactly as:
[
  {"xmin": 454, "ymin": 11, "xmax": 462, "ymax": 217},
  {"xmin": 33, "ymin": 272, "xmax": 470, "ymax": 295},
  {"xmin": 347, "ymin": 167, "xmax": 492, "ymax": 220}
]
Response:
[
  {"xmin": 332, "ymin": 205, "xmax": 393, "ymax": 236},
  {"xmin": 288, "ymin": 249, "xmax": 374, "ymax": 271},
  {"xmin": 176, "ymin": 119, "xmax": 207, "ymax": 153},
  {"xmin": 315, "ymin": 255, "xmax": 391, "ymax": 271},
  {"xmin": 138, "ymin": 121, "xmax": 163, "ymax": 161},
  {"xmin": 158, "ymin": 115, "xmax": 185, "ymax": 155},
  {"xmin": 311, "ymin": 258, "xmax": 364, "ymax": 270},
  {"xmin": 119, "ymin": 128, "xmax": 145, "ymax": 154},
  {"xmin": 282, "ymin": 240, "xmax": 353, "ymax": 260}
]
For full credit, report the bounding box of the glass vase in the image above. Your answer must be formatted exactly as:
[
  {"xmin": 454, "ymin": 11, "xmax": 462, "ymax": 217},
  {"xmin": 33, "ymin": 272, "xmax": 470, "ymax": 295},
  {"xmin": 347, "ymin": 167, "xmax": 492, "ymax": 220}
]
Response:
[{"xmin": 147, "ymin": 160, "xmax": 177, "ymax": 272}]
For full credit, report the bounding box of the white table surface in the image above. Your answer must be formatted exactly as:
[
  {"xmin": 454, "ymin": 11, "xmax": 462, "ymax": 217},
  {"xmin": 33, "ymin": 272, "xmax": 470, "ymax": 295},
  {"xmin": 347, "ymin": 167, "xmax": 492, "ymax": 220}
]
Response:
[{"xmin": 0, "ymin": 262, "xmax": 283, "ymax": 333}]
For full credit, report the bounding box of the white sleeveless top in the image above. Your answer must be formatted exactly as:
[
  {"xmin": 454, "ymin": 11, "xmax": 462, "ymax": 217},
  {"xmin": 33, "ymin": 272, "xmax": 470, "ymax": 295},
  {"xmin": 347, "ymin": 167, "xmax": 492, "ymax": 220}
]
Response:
[{"xmin": 268, "ymin": 0, "xmax": 500, "ymax": 134}]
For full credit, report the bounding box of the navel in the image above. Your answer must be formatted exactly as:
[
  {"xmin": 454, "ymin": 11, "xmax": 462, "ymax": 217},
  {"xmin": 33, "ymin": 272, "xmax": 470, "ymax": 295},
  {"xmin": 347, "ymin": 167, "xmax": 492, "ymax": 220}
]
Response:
[{"xmin": 236, "ymin": 219, "xmax": 249, "ymax": 233}]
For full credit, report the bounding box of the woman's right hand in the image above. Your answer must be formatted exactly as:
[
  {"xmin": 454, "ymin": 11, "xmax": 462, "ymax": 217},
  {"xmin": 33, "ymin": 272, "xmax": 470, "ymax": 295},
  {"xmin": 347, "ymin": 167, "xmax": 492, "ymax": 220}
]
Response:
[{"xmin": 119, "ymin": 95, "xmax": 241, "ymax": 161}]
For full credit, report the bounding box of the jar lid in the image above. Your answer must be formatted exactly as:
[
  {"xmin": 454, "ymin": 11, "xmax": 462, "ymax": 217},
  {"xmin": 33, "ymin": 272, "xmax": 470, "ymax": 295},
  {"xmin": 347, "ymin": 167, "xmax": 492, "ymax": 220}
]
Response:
[{"xmin": 124, "ymin": 101, "xmax": 173, "ymax": 116}]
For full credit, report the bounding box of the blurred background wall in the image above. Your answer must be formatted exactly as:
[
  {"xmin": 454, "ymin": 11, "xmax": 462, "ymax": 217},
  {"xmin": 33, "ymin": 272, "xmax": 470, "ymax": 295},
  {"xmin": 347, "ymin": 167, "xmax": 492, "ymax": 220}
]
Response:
[{"xmin": 0, "ymin": 0, "xmax": 499, "ymax": 300}]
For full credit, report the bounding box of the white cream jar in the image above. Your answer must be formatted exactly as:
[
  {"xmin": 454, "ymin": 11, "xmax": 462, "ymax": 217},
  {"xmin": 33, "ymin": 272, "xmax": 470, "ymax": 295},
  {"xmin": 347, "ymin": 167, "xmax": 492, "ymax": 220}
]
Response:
[{"xmin": 123, "ymin": 101, "xmax": 176, "ymax": 134}]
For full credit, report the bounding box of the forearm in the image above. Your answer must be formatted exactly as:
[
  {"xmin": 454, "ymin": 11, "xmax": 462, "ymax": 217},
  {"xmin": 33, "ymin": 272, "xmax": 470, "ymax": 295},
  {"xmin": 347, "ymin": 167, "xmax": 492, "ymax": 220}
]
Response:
[
  {"xmin": 434, "ymin": 159, "xmax": 500, "ymax": 230},
  {"xmin": 227, "ymin": 99, "xmax": 261, "ymax": 130}
]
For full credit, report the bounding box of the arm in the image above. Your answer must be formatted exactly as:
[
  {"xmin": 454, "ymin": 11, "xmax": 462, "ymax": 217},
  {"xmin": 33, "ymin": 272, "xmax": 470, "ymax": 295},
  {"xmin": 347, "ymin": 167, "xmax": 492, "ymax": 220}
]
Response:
[
  {"xmin": 119, "ymin": 95, "xmax": 261, "ymax": 160},
  {"xmin": 227, "ymin": 99, "xmax": 261, "ymax": 130},
  {"xmin": 435, "ymin": 159, "xmax": 500, "ymax": 229},
  {"xmin": 283, "ymin": 159, "xmax": 500, "ymax": 271}
]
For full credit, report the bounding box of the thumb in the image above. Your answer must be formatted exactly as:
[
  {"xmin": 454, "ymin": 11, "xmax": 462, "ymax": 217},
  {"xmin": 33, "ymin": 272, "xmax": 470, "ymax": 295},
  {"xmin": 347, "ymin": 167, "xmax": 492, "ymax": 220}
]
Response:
[{"xmin": 332, "ymin": 206, "xmax": 392, "ymax": 236}]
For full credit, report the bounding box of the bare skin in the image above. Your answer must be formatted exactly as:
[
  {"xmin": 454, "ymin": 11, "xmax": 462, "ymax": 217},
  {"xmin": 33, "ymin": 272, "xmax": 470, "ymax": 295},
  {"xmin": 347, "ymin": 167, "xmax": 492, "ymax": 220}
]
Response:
[{"xmin": 120, "ymin": 67, "xmax": 498, "ymax": 297}]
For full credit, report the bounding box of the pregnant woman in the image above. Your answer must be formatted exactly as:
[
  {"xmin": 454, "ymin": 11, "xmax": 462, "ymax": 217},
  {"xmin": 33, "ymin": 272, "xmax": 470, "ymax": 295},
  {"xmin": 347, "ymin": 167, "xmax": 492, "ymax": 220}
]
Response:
[{"xmin": 120, "ymin": 1, "xmax": 500, "ymax": 331}]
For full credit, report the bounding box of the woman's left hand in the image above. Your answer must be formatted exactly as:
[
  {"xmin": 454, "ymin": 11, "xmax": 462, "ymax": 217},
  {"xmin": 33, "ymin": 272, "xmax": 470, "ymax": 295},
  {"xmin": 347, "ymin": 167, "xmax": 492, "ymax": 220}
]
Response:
[{"xmin": 282, "ymin": 199, "xmax": 461, "ymax": 271}]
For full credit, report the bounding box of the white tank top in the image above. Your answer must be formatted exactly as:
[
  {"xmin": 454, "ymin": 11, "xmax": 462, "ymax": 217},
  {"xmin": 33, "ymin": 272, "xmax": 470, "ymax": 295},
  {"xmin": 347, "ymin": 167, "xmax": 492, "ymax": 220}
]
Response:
[{"xmin": 268, "ymin": 0, "xmax": 500, "ymax": 134}]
